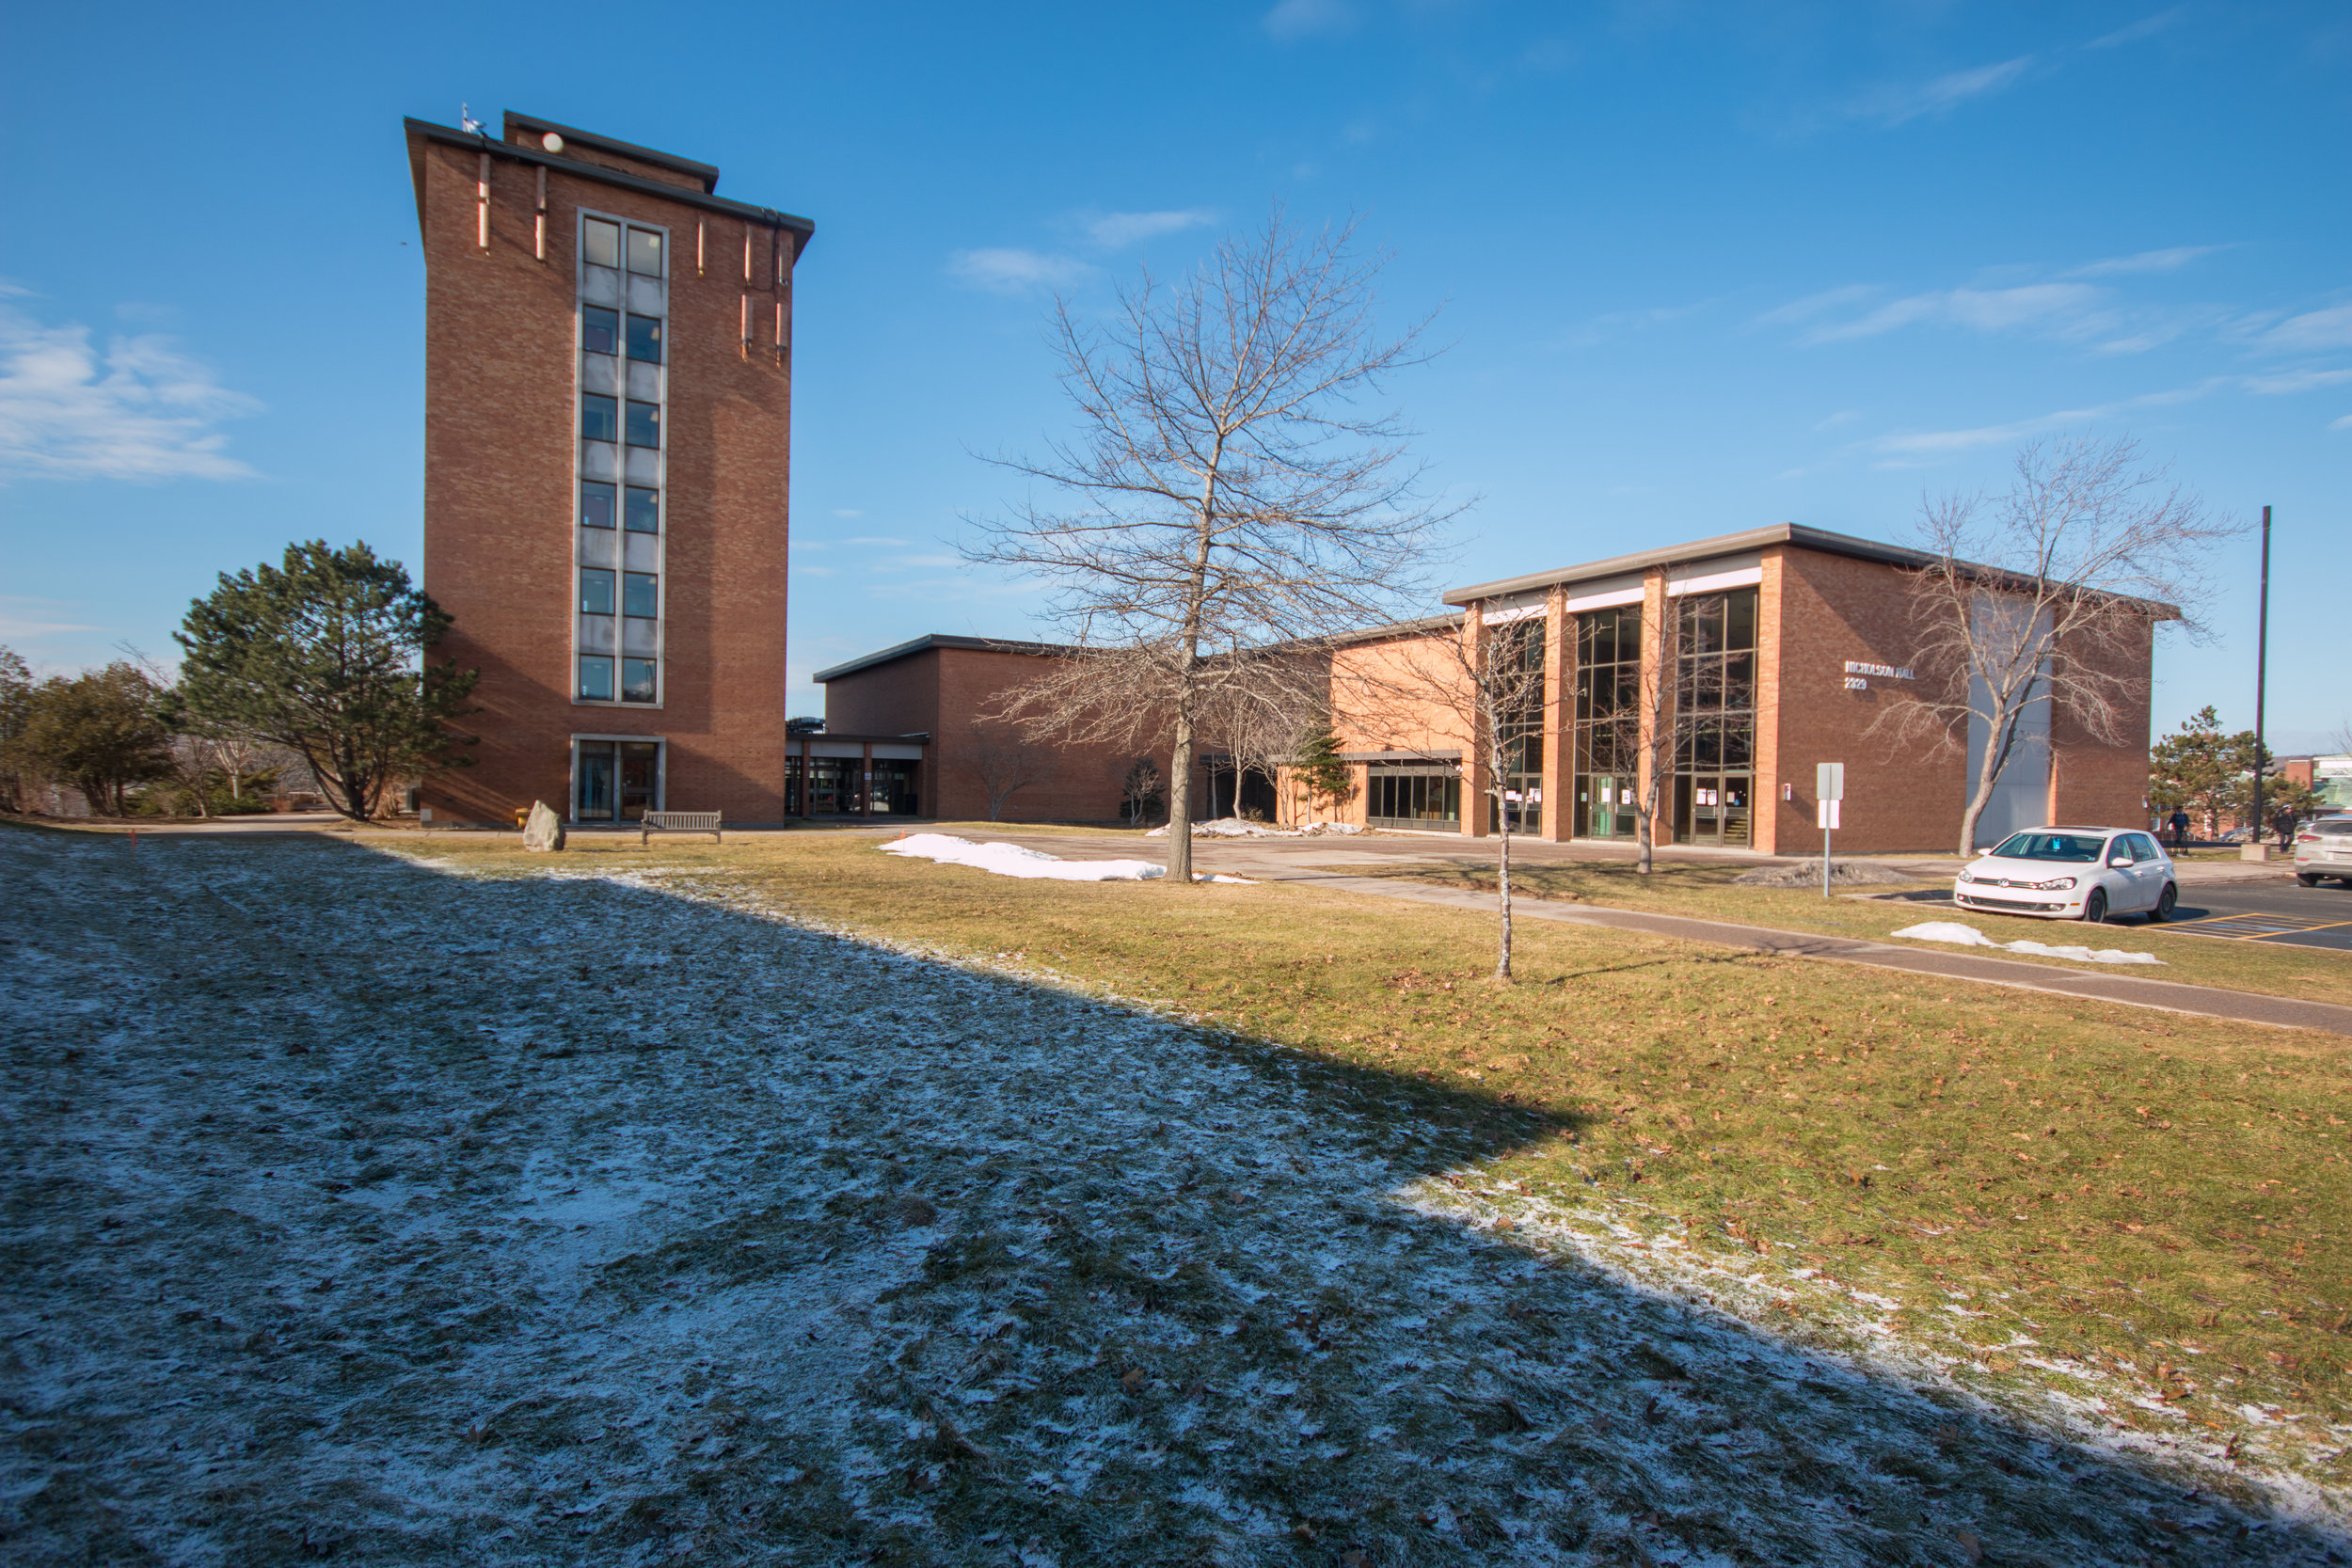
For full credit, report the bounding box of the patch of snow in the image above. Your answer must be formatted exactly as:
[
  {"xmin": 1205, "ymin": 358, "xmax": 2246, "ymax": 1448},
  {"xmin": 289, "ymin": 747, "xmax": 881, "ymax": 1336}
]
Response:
[
  {"xmin": 1892, "ymin": 920, "xmax": 2166, "ymax": 964},
  {"xmin": 1145, "ymin": 818, "xmax": 1363, "ymax": 838},
  {"xmin": 882, "ymin": 832, "xmax": 1251, "ymax": 883}
]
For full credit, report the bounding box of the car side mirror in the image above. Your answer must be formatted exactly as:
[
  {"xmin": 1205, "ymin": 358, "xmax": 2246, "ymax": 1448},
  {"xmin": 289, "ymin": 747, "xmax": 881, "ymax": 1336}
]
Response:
[
  {"xmin": 2108, "ymin": 855, "xmax": 2132, "ymax": 868},
  {"xmin": 1975, "ymin": 847, "xmax": 1993, "ymax": 857}
]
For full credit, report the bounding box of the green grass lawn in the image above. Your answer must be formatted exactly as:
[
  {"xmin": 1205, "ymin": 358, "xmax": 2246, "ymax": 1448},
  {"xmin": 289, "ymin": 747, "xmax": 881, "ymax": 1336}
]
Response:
[
  {"xmin": 1364, "ymin": 854, "xmax": 2352, "ymax": 1008},
  {"xmin": 373, "ymin": 828, "xmax": 2352, "ymax": 1492}
]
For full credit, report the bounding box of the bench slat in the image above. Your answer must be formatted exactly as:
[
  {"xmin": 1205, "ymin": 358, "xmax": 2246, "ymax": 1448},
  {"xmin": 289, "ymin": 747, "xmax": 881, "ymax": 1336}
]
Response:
[{"xmin": 639, "ymin": 811, "xmax": 723, "ymax": 844}]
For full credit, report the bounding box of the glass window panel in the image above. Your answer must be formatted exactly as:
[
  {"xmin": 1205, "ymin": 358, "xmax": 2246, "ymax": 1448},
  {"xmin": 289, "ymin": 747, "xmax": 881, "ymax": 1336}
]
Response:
[
  {"xmin": 627, "ymin": 228, "xmax": 663, "ymax": 277},
  {"xmin": 582, "ymin": 305, "xmax": 618, "ymax": 356},
  {"xmin": 626, "ymin": 315, "xmax": 663, "ymax": 363},
  {"xmin": 580, "ymin": 568, "xmax": 615, "ymax": 614},
  {"xmin": 577, "ymin": 742, "xmax": 616, "ymax": 819},
  {"xmin": 1727, "ymin": 589, "xmax": 1757, "ymax": 651},
  {"xmin": 580, "ymin": 481, "xmax": 616, "ymax": 529},
  {"xmin": 623, "ymin": 572, "xmax": 658, "ymax": 619},
  {"xmin": 624, "ymin": 486, "xmax": 660, "ymax": 532},
  {"xmin": 580, "ymin": 393, "xmax": 618, "ymax": 442},
  {"xmin": 583, "ymin": 218, "xmax": 621, "ymax": 269},
  {"xmin": 1724, "ymin": 651, "xmax": 1755, "ymax": 711},
  {"xmin": 620, "ymin": 657, "xmax": 658, "ymax": 704},
  {"xmin": 578, "ymin": 656, "xmax": 614, "ymax": 702},
  {"xmin": 619, "ymin": 741, "xmax": 660, "ymax": 819},
  {"xmin": 625, "ymin": 400, "xmax": 660, "ymax": 449}
]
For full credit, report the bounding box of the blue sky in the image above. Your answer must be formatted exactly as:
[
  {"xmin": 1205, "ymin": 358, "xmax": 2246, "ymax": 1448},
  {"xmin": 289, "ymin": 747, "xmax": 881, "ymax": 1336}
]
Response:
[{"xmin": 3, "ymin": 1, "xmax": 2346, "ymax": 749}]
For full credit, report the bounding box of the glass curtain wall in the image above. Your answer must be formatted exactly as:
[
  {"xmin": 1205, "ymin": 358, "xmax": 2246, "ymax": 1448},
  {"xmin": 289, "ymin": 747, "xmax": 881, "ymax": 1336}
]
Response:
[
  {"xmin": 1572, "ymin": 605, "xmax": 1642, "ymax": 838},
  {"xmin": 1367, "ymin": 765, "xmax": 1461, "ymax": 829},
  {"xmin": 1673, "ymin": 588, "xmax": 1757, "ymax": 847},
  {"xmin": 1488, "ymin": 618, "xmax": 1546, "ymax": 833}
]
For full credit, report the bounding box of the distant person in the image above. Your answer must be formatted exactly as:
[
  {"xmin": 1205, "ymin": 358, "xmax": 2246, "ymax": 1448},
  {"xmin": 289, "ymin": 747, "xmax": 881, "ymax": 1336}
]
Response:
[
  {"xmin": 2275, "ymin": 807, "xmax": 2297, "ymax": 847},
  {"xmin": 2169, "ymin": 807, "xmax": 2190, "ymax": 851}
]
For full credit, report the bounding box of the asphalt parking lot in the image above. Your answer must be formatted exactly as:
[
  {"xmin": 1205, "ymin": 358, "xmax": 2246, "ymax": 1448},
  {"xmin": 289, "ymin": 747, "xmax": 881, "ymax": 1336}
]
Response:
[{"xmin": 1898, "ymin": 874, "xmax": 2352, "ymax": 952}]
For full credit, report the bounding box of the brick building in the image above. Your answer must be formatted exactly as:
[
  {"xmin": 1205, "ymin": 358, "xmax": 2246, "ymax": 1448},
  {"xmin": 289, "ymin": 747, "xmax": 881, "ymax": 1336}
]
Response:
[
  {"xmin": 1295, "ymin": 525, "xmax": 2161, "ymax": 852},
  {"xmin": 811, "ymin": 526, "xmax": 2166, "ymax": 851},
  {"xmin": 403, "ymin": 111, "xmax": 811, "ymax": 826},
  {"xmin": 809, "ymin": 636, "xmax": 1163, "ymax": 823}
]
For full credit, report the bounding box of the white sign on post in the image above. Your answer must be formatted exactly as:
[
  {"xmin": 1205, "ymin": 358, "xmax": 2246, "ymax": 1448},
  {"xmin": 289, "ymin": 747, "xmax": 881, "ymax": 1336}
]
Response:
[{"xmin": 1817, "ymin": 762, "xmax": 1845, "ymax": 896}]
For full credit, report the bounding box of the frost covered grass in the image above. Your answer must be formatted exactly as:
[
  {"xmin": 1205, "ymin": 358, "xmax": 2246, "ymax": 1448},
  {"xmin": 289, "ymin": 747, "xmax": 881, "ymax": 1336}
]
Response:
[
  {"xmin": 3, "ymin": 823, "xmax": 2347, "ymax": 1565},
  {"xmin": 1376, "ymin": 858, "xmax": 2352, "ymax": 1008}
]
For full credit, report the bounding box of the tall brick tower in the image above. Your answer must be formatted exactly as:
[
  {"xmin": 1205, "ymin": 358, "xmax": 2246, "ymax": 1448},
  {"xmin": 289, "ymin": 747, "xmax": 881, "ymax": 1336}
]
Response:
[{"xmin": 403, "ymin": 111, "xmax": 811, "ymax": 826}]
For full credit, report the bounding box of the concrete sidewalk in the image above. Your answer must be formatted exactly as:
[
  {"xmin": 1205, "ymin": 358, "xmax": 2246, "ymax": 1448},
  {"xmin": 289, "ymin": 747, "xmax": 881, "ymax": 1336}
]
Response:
[
  {"xmin": 1300, "ymin": 872, "xmax": 2352, "ymax": 1037},
  {"xmin": 985, "ymin": 831, "xmax": 2352, "ymax": 1038}
]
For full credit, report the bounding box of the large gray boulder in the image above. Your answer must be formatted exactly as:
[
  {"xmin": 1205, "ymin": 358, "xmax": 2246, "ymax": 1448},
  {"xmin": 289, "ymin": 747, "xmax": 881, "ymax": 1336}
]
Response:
[{"xmin": 522, "ymin": 800, "xmax": 566, "ymax": 852}]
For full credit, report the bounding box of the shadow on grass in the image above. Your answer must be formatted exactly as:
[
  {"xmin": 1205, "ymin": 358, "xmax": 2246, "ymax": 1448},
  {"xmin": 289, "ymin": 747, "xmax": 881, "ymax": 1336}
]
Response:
[{"xmin": 1, "ymin": 827, "xmax": 2340, "ymax": 1567}]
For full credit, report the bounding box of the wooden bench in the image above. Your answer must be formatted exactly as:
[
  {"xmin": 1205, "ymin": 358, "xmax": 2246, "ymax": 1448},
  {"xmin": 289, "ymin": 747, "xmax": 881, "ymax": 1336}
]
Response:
[{"xmin": 640, "ymin": 810, "xmax": 723, "ymax": 845}]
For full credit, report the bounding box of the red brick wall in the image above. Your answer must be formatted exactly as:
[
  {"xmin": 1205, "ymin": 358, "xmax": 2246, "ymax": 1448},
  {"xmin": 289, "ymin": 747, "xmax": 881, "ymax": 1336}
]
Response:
[
  {"xmin": 2048, "ymin": 615, "xmax": 2156, "ymax": 830},
  {"xmin": 824, "ymin": 647, "xmax": 1151, "ymax": 823},
  {"xmin": 1766, "ymin": 546, "xmax": 1967, "ymax": 854},
  {"xmin": 411, "ymin": 135, "xmax": 796, "ymax": 826}
]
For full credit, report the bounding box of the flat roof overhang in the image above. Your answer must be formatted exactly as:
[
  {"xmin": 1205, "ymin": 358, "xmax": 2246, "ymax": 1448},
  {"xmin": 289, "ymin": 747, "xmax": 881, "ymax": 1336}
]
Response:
[
  {"xmin": 404, "ymin": 117, "xmax": 815, "ymax": 259},
  {"xmin": 1443, "ymin": 522, "xmax": 2180, "ymax": 620}
]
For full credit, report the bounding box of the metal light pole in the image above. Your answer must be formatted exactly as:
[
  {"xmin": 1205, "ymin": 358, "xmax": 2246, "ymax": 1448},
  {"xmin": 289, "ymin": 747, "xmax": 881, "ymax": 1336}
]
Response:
[{"xmin": 2252, "ymin": 505, "xmax": 2271, "ymax": 851}]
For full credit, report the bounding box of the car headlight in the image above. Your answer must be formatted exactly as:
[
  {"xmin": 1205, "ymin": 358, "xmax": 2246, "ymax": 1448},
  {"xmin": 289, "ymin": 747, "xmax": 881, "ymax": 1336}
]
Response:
[{"xmin": 2027, "ymin": 876, "xmax": 2077, "ymax": 892}]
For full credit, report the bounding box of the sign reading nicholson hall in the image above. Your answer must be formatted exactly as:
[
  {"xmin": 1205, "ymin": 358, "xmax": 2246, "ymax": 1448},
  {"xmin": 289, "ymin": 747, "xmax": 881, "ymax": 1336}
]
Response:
[{"xmin": 1844, "ymin": 659, "xmax": 1915, "ymax": 680}]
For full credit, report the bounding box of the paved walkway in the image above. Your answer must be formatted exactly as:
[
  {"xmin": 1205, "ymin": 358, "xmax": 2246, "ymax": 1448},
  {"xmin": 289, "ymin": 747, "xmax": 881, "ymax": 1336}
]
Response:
[{"xmin": 983, "ymin": 832, "xmax": 2352, "ymax": 1038}]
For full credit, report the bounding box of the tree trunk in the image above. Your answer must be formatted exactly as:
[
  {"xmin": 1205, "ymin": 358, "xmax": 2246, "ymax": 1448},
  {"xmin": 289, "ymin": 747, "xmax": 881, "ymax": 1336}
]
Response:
[
  {"xmin": 1167, "ymin": 714, "xmax": 1196, "ymax": 884},
  {"xmin": 1495, "ymin": 782, "xmax": 1514, "ymax": 981}
]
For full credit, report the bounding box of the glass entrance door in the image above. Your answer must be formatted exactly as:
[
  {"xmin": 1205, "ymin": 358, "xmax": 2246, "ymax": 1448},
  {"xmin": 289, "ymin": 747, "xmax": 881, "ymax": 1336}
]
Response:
[
  {"xmin": 574, "ymin": 739, "xmax": 661, "ymax": 822},
  {"xmin": 1674, "ymin": 772, "xmax": 1752, "ymax": 847},
  {"xmin": 1575, "ymin": 773, "xmax": 1637, "ymax": 838}
]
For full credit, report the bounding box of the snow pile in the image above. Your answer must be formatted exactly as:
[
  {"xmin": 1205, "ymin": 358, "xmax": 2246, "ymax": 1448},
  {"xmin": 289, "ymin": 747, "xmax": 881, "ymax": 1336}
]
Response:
[
  {"xmin": 1892, "ymin": 920, "xmax": 2166, "ymax": 965},
  {"xmin": 882, "ymin": 832, "xmax": 1253, "ymax": 883},
  {"xmin": 884, "ymin": 831, "xmax": 1168, "ymax": 880},
  {"xmin": 5, "ymin": 829, "xmax": 2323, "ymax": 1566},
  {"xmin": 1146, "ymin": 817, "xmax": 1365, "ymax": 838}
]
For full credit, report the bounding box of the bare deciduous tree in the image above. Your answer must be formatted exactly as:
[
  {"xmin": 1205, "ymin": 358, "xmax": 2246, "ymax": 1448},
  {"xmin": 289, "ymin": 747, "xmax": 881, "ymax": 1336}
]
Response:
[
  {"xmin": 960, "ymin": 719, "xmax": 1054, "ymax": 821},
  {"xmin": 1868, "ymin": 436, "xmax": 2231, "ymax": 856},
  {"xmin": 1360, "ymin": 611, "xmax": 1546, "ymax": 979},
  {"xmin": 965, "ymin": 210, "xmax": 1459, "ymax": 883}
]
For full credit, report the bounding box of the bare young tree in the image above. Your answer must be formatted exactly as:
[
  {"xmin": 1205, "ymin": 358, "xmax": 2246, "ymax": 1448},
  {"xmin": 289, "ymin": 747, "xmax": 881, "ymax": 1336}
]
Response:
[
  {"xmin": 1868, "ymin": 436, "xmax": 2232, "ymax": 856},
  {"xmin": 960, "ymin": 719, "xmax": 1054, "ymax": 821},
  {"xmin": 1359, "ymin": 611, "xmax": 1547, "ymax": 979},
  {"xmin": 965, "ymin": 210, "xmax": 1459, "ymax": 884}
]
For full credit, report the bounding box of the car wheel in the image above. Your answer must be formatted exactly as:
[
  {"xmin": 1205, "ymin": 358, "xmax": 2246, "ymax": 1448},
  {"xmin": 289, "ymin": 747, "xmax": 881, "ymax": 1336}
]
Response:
[
  {"xmin": 2149, "ymin": 883, "xmax": 2176, "ymax": 922},
  {"xmin": 2300, "ymin": 873, "xmax": 2323, "ymax": 887},
  {"xmin": 2082, "ymin": 888, "xmax": 2108, "ymax": 924}
]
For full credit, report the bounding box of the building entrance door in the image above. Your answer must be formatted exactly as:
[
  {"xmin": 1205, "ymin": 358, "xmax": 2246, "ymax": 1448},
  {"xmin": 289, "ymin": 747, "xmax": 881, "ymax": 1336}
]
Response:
[
  {"xmin": 1673, "ymin": 772, "xmax": 1752, "ymax": 847},
  {"xmin": 574, "ymin": 739, "xmax": 661, "ymax": 822},
  {"xmin": 1575, "ymin": 773, "xmax": 1637, "ymax": 839}
]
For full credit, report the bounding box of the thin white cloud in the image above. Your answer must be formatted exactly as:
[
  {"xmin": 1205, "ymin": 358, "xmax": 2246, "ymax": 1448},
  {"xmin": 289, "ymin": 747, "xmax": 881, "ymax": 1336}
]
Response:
[
  {"xmin": 1863, "ymin": 381, "xmax": 2219, "ymax": 465},
  {"xmin": 841, "ymin": 535, "xmax": 911, "ymax": 548},
  {"xmin": 2241, "ymin": 368, "xmax": 2352, "ymax": 395},
  {"xmin": 831, "ymin": 507, "xmax": 866, "ymax": 518},
  {"xmin": 1083, "ymin": 210, "xmax": 1216, "ymax": 248},
  {"xmin": 0, "ymin": 595, "xmax": 103, "ymax": 641},
  {"xmin": 2256, "ymin": 305, "xmax": 2352, "ymax": 354},
  {"xmin": 875, "ymin": 553, "xmax": 961, "ymax": 573},
  {"xmin": 2332, "ymin": 414, "xmax": 2352, "ymax": 432},
  {"xmin": 1749, "ymin": 284, "xmax": 1878, "ymax": 330},
  {"xmin": 1804, "ymin": 283, "xmax": 2109, "ymax": 344},
  {"xmin": 0, "ymin": 295, "xmax": 260, "ymax": 483},
  {"xmin": 1847, "ymin": 56, "xmax": 2033, "ymax": 127},
  {"xmin": 2089, "ymin": 8, "xmax": 2185, "ymax": 49},
  {"xmin": 946, "ymin": 248, "xmax": 1093, "ymax": 294},
  {"xmin": 1263, "ymin": 0, "xmax": 1356, "ymax": 41},
  {"xmin": 2065, "ymin": 245, "xmax": 2228, "ymax": 277}
]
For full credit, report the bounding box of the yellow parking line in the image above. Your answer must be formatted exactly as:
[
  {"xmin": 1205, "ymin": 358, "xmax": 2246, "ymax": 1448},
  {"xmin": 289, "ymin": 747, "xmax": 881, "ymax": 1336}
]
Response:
[{"xmin": 2247, "ymin": 917, "xmax": 2352, "ymax": 941}]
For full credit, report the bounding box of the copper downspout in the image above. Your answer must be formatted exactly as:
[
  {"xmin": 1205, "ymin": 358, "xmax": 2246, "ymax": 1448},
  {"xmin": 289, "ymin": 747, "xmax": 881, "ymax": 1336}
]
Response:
[
  {"xmin": 696, "ymin": 219, "xmax": 706, "ymax": 277},
  {"xmin": 533, "ymin": 166, "xmax": 547, "ymax": 261},
  {"xmin": 476, "ymin": 151, "xmax": 490, "ymax": 251}
]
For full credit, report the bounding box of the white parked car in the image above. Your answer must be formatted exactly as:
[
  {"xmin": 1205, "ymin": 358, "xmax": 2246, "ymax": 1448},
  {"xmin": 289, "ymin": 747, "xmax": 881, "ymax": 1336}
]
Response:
[
  {"xmin": 2296, "ymin": 816, "xmax": 2352, "ymax": 887},
  {"xmin": 1952, "ymin": 827, "xmax": 2178, "ymax": 924}
]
